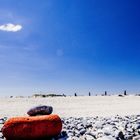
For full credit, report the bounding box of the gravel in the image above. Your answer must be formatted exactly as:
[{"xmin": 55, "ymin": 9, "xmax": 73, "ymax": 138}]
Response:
[{"xmin": 1, "ymin": 115, "xmax": 140, "ymax": 140}]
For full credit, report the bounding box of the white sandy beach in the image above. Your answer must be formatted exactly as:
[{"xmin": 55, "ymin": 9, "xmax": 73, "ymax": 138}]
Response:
[{"xmin": 0, "ymin": 95, "xmax": 140, "ymax": 118}]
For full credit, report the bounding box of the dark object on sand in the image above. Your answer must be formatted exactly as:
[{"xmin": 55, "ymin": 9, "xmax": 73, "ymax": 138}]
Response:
[
  {"xmin": 118, "ymin": 94, "xmax": 124, "ymax": 97},
  {"xmin": 89, "ymin": 92, "xmax": 91, "ymax": 96},
  {"xmin": 124, "ymin": 90, "xmax": 127, "ymax": 96},
  {"xmin": 2, "ymin": 114, "xmax": 62, "ymax": 140},
  {"xmin": 27, "ymin": 105, "xmax": 53, "ymax": 116}
]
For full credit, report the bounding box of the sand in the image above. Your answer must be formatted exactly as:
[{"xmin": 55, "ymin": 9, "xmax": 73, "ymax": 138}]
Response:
[{"xmin": 0, "ymin": 95, "xmax": 140, "ymax": 118}]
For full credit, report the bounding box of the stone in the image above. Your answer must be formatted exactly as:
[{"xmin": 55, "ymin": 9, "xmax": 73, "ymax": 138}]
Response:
[
  {"xmin": 97, "ymin": 136, "xmax": 116, "ymax": 140},
  {"xmin": 2, "ymin": 114, "xmax": 62, "ymax": 140},
  {"xmin": 0, "ymin": 119, "xmax": 4, "ymax": 124},
  {"xmin": 0, "ymin": 133, "xmax": 3, "ymax": 139},
  {"xmin": 67, "ymin": 136, "xmax": 74, "ymax": 140},
  {"xmin": 124, "ymin": 134, "xmax": 133, "ymax": 140},
  {"xmin": 133, "ymin": 123, "xmax": 140, "ymax": 129},
  {"xmin": 103, "ymin": 126, "xmax": 112, "ymax": 135},
  {"xmin": 117, "ymin": 131, "xmax": 125, "ymax": 140},
  {"xmin": 27, "ymin": 105, "xmax": 53, "ymax": 116},
  {"xmin": 86, "ymin": 134, "xmax": 96, "ymax": 140},
  {"xmin": 133, "ymin": 135, "xmax": 140, "ymax": 140},
  {"xmin": 95, "ymin": 121, "xmax": 103, "ymax": 129},
  {"xmin": 79, "ymin": 129, "xmax": 86, "ymax": 135},
  {"xmin": 67, "ymin": 132, "xmax": 74, "ymax": 137}
]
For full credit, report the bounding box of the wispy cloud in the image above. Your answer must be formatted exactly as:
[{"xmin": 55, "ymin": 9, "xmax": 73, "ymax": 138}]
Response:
[{"xmin": 0, "ymin": 23, "xmax": 22, "ymax": 32}]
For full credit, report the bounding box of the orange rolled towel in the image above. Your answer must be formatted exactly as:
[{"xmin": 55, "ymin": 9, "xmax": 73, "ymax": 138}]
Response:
[{"xmin": 2, "ymin": 114, "xmax": 62, "ymax": 140}]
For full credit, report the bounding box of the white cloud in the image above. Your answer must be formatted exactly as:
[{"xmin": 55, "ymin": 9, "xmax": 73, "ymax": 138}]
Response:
[{"xmin": 0, "ymin": 23, "xmax": 22, "ymax": 32}]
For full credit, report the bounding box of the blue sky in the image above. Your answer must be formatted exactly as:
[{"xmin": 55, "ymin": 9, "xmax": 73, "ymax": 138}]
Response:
[{"xmin": 0, "ymin": 0, "xmax": 140, "ymax": 96}]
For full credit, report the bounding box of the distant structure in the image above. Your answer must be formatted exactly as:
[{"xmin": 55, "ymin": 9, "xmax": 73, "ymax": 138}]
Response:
[
  {"xmin": 74, "ymin": 93, "xmax": 77, "ymax": 96},
  {"xmin": 32, "ymin": 93, "xmax": 66, "ymax": 98},
  {"xmin": 124, "ymin": 90, "xmax": 127, "ymax": 96},
  {"xmin": 63, "ymin": 94, "xmax": 66, "ymax": 97},
  {"xmin": 89, "ymin": 92, "xmax": 91, "ymax": 96},
  {"xmin": 105, "ymin": 91, "xmax": 107, "ymax": 96}
]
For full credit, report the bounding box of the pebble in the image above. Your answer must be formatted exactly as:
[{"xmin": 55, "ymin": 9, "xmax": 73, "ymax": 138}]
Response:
[
  {"xmin": 133, "ymin": 135, "xmax": 140, "ymax": 140},
  {"xmin": 86, "ymin": 134, "xmax": 95, "ymax": 140},
  {"xmin": 59, "ymin": 115, "xmax": 140, "ymax": 140},
  {"xmin": 79, "ymin": 129, "xmax": 86, "ymax": 135},
  {"xmin": 2, "ymin": 115, "xmax": 140, "ymax": 139},
  {"xmin": 0, "ymin": 119, "xmax": 5, "ymax": 124},
  {"xmin": 27, "ymin": 105, "xmax": 53, "ymax": 116},
  {"xmin": 97, "ymin": 136, "xmax": 116, "ymax": 140}
]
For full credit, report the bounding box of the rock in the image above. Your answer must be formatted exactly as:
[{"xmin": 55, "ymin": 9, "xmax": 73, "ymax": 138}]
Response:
[
  {"xmin": 96, "ymin": 129, "xmax": 104, "ymax": 138},
  {"xmin": 86, "ymin": 132, "xmax": 96, "ymax": 138},
  {"xmin": 0, "ymin": 119, "xmax": 4, "ymax": 124},
  {"xmin": 0, "ymin": 133, "xmax": 3, "ymax": 139},
  {"xmin": 67, "ymin": 132, "xmax": 74, "ymax": 137},
  {"xmin": 132, "ymin": 123, "xmax": 140, "ymax": 129},
  {"xmin": 77, "ymin": 125, "xmax": 84, "ymax": 131},
  {"xmin": 2, "ymin": 114, "xmax": 62, "ymax": 140},
  {"xmin": 117, "ymin": 131, "xmax": 125, "ymax": 140},
  {"xmin": 103, "ymin": 126, "xmax": 113, "ymax": 135},
  {"xmin": 67, "ymin": 136, "xmax": 75, "ymax": 140},
  {"xmin": 27, "ymin": 105, "xmax": 53, "ymax": 116},
  {"xmin": 79, "ymin": 129, "xmax": 86, "ymax": 135},
  {"xmin": 97, "ymin": 136, "xmax": 116, "ymax": 140},
  {"xmin": 124, "ymin": 134, "xmax": 133, "ymax": 140},
  {"xmin": 85, "ymin": 134, "xmax": 96, "ymax": 140},
  {"xmin": 95, "ymin": 121, "xmax": 104, "ymax": 129},
  {"xmin": 86, "ymin": 123, "xmax": 92, "ymax": 128},
  {"xmin": 61, "ymin": 131, "xmax": 67, "ymax": 137},
  {"xmin": 133, "ymin": 135, "xmax": 140, "ymax": 140}
]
